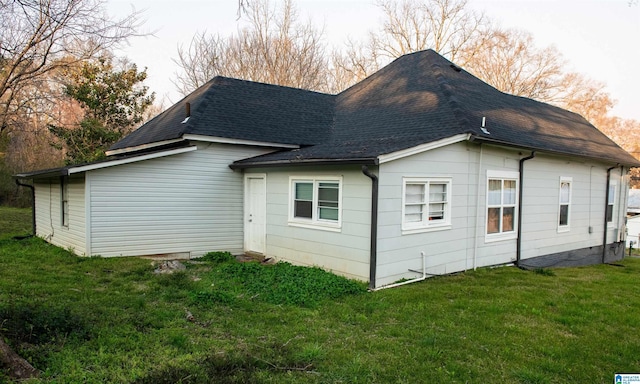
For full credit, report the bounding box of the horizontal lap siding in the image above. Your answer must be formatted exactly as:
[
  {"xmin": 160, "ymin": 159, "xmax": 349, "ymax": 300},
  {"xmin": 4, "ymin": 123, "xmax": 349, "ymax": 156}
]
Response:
[
  {"xmin": 255, "ymin": 166, "xmax": 371, "ymax": 282},
  {"xmin": 34, "ymin": 176, "xmax": 86, "ymax": 255},
  {"xmin": 377, "ymin": 142, "xmax": 480, "ymax": 287},
  {"xmin": 519, "ymin": 158, "xmax": 616, "ymax": 260},
  {"xmin": 88, "ymin": 144, "xmax": 271, "ymax": 257}
]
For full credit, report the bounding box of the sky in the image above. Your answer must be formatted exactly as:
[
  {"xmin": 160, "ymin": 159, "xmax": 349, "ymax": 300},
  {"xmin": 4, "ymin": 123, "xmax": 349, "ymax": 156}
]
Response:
[{"xmin": 107, "ymin": 0, "xmax": 640, "ymax": 121}]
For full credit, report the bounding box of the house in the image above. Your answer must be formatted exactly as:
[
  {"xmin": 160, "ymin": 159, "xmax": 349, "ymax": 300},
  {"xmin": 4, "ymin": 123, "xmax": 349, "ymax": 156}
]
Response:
[
  {"xmin": 625, "ymin": 189, "xmax": 640, "ymax": 247},
  {"xmin": 16, "ymin": 50, "xmax": 640, "ymax": 289}
]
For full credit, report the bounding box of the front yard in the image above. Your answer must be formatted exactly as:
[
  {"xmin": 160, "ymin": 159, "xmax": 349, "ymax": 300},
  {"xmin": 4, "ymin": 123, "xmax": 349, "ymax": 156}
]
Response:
[{"xmin": 1, "ymin": 207, "xmax": 639, "ymax": 383}]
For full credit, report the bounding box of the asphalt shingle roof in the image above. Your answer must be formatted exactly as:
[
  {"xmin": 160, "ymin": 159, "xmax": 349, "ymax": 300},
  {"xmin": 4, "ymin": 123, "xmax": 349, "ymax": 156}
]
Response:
[{"xmin": 110, "ymin": 50, "xmax": 640, "ymax": 167}]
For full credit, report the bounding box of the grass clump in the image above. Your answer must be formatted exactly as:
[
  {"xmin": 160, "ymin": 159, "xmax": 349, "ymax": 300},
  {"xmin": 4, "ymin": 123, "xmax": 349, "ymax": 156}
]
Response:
[
  {"xmin": 202, "ymin": 251, "xmax": 235, "ymax": 263},
  {"xmin": 219, "ymin": 261, "xmax": 367, "ymax": 307}
]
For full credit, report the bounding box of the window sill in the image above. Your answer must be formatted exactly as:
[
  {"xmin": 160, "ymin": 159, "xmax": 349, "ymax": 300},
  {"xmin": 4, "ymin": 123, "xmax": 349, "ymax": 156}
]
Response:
[
  {"xmin": 288, "ymin": 221, "xmax": 342, "ymax": 233},
  {"xmin": 402, "ymin": 224, "xmax": 451, "ymax": 235},
  {"xmin": 557, "ymin": 226, "xmax": 570, "ymax": 233},
  {"xmin": 485, "ymin": 232, "xmax": 517, "ymax": 243}
]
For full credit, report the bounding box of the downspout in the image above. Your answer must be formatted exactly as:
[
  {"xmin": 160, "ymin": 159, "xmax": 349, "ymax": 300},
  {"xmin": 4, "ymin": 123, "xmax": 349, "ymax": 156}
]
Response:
[
  {"xmin": 362, "ymin": 165, "xmax": 378, "ymax": 290},
  {"xmin": 15, "ymin": 178, "xmax": 36, "ymax": 237},
  {"xmin": 602, "ymin": 165, "xmax": 618, "ymax": 263},
  {"xmin": 516, "ymin": 151, "xmax": 536, "ymax": 267}
]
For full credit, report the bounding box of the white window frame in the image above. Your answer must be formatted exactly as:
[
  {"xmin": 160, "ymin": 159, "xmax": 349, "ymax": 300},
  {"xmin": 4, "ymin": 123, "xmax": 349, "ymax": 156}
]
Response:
[
  {"xmin": 606, "ymin": 180, "xmax": 617, "ymax": 224},
  {"xmin": 402, "ymin": 177, "xmax": 452, "ymax": 234},
  {"xmin": 485, "ymin": 170, "xmax": 519, "ymax": 242},
  {"xmin": 288, "ymin": 176, "xmax": 342, "ymax": 232},
  {"xmin": 558, "ymin": 176, "xmax": 572, "ymax": 232},
  {"xmin": 61, "ymin": 176, "xmax": 69, "ymax": 228}
]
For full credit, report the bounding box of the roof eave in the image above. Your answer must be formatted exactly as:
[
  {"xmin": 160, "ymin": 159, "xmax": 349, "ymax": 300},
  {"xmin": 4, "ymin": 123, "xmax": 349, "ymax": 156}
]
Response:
[
  {"xmin": 230, "ymin": 157, "xmax": 379, "ymax": 170},
  {"xmin": 470, "ymin": 135, "xmax": 640, "ymax": 168}
]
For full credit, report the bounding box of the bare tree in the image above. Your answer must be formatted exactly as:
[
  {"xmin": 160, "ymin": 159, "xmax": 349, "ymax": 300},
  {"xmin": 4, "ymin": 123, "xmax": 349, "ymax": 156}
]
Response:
[
  {"xmin": 0, "ymin": 0, "xmax": 145, "ymax": 134},
  {"xmin": 372, "ymin": 0, "xmax": 489, "ymax": 63},
  {"xmin": 331, "ymin": 0, "xmax": 490, "ymax": 92},
  {"xmin": 174, "ymin": 0, "xmax": 328, "ymax": 95},
  {"xmin": 461, "ymin": 29, "xmax": 566, "ymax": 101}
]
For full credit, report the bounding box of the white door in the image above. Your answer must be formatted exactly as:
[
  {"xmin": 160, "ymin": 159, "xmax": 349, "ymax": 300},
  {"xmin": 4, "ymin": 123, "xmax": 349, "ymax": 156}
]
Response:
[{"xmin": 245, "ymin": 175, "xmax": 266, "ymax": 254}]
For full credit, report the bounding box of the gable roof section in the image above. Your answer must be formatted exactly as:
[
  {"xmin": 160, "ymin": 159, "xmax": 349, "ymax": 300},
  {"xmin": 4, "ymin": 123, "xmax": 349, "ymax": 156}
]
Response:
[
  {"xmin": 233, "ymin": 50, "xmax": 639, "ymax": 168},
  {"xmin": 108, "ymin": 77, "xmax": 335, "ymax": 154}
]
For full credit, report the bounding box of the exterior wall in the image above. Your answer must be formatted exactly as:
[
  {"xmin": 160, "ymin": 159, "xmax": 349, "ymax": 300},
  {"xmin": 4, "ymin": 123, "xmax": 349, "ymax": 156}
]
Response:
[
  {"xmin": 375, "ymin": 141, "xmax": 627, "ymax": 287},
  {"xmin": 519, "ymin": 157, "xmax": 624, "ymax": 262},
  {"xmin": 34, "ymin": 174, "xmax": 86, "ymax": 255},
  {"xmin": 248, "ymin": 165, "xmax": 372, "ymax": 282},
  {"xmin": 86, "ymin": 143, "xmax": 272, "ymax": 257},
  {"xmin": 376, "ymin": 142, "xmax": 482, "ymax": 287}
]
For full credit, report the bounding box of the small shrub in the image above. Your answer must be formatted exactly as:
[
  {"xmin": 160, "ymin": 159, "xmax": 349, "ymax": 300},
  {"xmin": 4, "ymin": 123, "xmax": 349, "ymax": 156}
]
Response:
[
  {"xmin": 219, "ymin": 261, "xmax": 367, "ymax": 307},
  {"xmin": 202, "ymin": 251, "xmax": 235, "ymax": 264}
]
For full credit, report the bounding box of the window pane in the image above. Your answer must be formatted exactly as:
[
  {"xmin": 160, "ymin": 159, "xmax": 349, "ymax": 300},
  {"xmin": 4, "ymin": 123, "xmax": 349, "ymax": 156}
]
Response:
[
  {"xmin": 319, "ymin": 207, "xmax": 339, "ymax": 221},
  {"xmin": 487, "ymin": 207, "xmax": 500, "ymax": 234},
  {"xmin": 405, "ymin": 204, "xmax": 423, "ymax": 222},
  {"xmin": 429, "ymin": 183, "xmax": 446, "ymax": 202},
  {"xmin": 560, "ymin": 182, "xmax": 570, "ymax": 203},
  {"xmin": 608, "ymin": 185, "xmax": 615, "ymax": 205},
  {"xmin": 503, "ymin": 180, "xmax": 516, "ymax": 205},
  {"xmin": 318, "ymin": 182, "xmax": 339, "ymax": 202},
  {"xmin": 559, "ymin": 204, "xmax": 569, "ymax": 226},
  {"xmin": 295, "ymin": 182, "xmax": 313, "ymax": 200},
  {"xmin": 294, "ymin": 201, "xmax": 312, "ymax": 218},
  {"xmin": 606, "ymin": 204, "xmax": 613, "ymax": 222},
  {"xmin": 406, "ymin": 184, "xmax": 425, "ymax": 204},
  {"xmin": 488, "ymin": 179, "xmax": 502, "ymax": 205},
  {"xmin": 428, "ymin": 203, "xmax": 445, "ymax": 220},
  {"xmin": 503, "ymin": 207, "xmax": 515, "ymax": 232}
]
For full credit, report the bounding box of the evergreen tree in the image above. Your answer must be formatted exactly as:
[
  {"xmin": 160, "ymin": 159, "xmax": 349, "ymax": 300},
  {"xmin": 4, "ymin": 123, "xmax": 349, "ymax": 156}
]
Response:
[{"xmin": 50, "ymin": 57, "xmax": 155, "ymax": 164}]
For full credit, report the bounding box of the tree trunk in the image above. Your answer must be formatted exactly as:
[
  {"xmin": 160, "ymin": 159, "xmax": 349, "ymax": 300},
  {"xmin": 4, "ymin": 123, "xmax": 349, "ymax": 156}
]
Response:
[{"xmin": 0, "ymin": 336, "xmax": 39, "ymax": 379}]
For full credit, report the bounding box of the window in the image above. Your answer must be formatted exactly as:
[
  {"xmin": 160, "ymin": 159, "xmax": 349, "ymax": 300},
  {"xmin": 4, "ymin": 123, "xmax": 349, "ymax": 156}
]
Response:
[
  {"xmin": 486, "ymin": 171, "xmax": 518, "ymax": 240},
  {"xmin": 61, "ymin": 176, "xmax": 69, "ymax": 227},
  {"xmin": 290, "ymin": 177, "xmax": 341, "ymax": 229},
  {"xmin": 558, "ymin": 177, "xmax": 572, "ymax": 231},
  {"xmin": 606, "ymin": 181, "xmax": 616, "ymax": 223},
  {"xmin": 402, "ymin": 178, "xmax": 452, "ymax": 232}
]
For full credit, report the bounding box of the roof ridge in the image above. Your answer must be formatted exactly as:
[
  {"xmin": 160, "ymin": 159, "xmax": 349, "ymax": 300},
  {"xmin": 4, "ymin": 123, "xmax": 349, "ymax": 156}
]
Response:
[{"xmin": 431, "ymin": 59, "xmax": 474, "ymax": 133}]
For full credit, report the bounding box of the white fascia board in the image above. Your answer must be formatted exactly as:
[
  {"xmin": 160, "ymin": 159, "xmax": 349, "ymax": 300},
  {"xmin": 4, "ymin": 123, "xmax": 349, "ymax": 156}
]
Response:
[
  {"xmin": 377, "ymin": 133, "xmax": 471, "ymax": 164},
  {"xmin": 183, "ymin": 134, "xmax": 300, "ymax": 149},
  {"xmin": 105, "ymin": 138, "xmax": 186, "ymax": 156},
  {"xmin": 68, "ymin": 146, "xmax": 197, "ymax": 174}
]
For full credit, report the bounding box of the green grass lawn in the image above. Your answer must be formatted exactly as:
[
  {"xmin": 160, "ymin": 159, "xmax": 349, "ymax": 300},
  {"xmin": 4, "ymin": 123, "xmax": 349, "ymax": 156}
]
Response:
[{"xmin": 1, "ymin": 207, "xmax": 639, "ymax": 383}]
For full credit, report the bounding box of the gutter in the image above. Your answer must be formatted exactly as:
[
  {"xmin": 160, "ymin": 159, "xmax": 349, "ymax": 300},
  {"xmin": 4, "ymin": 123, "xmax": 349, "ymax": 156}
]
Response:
[
  {"xmin": 516, "ymin": 151, "xmax": 536, "ymax": 266},
  {"xmin": 361, "ymin": 165, "xmax": 379, "ymax": 290},
  {"xmin": 14, "ymin": 178, "xmax": 36, "ymax": 237},
  {"xmin": 230, "ymin": 157, "xmax": 378, "ymax": 170},
  {"xmin": 602, "ymin": 164, "xmax": 620, "ymax": 263}
]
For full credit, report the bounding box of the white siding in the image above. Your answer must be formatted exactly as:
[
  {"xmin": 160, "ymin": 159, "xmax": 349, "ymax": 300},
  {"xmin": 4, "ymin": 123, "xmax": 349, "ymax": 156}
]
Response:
[
  {"xmin": 375, "ymin": 142, "xmax": 626, "ymax": 288},
  {"xmin": 253, "ymin": 166, "xmax": 372, "ymax": 281},
  {"xmin": 520, "ymin": 157, "xmax": 610, "ymax": 259},
  {"xmin": 87, "ymin": 143, "xmax": 271, "ymax": 257},
  {"xmin": 34, "ymin": 175, "xmax": 86, "ymax": 255}
]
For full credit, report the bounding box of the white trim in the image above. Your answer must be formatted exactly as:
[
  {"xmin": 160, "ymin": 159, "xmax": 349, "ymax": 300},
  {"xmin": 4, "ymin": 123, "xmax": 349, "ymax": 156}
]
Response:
[
  {"xmin": 244, "ymin": 174, "xmax": 267, "ymax": 254},
  {"xmin": 288, "ymin": 176, "xmax": 343, "ymax": 231},
  {"xmin": 557, "ymin": 176, "xmax": 572, "ymax": 233},
  {"xmin": 68, "ymin": 146, "xmax": 197, "ymax": 174},
  {"xmin": 377, "ymin": 133, "xmax": 470, "ymax": 164},
  {"xmin": 485, "ymin": 170, "xmax": 519, "ymax": 243},
  {"xmin": 84, "ymin": 172, "xmax": 92, "ymax": 256},
  {"xmin": 401, "ymin": 177, "xmax": 453, "ymax": 234},
  {"xmin": 105, "ymin": 138, "xmax": 185, "ymax": 156},
  {"xmin": 183, "ymin": 134, "xmax": 300, "ymax": 149}
]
